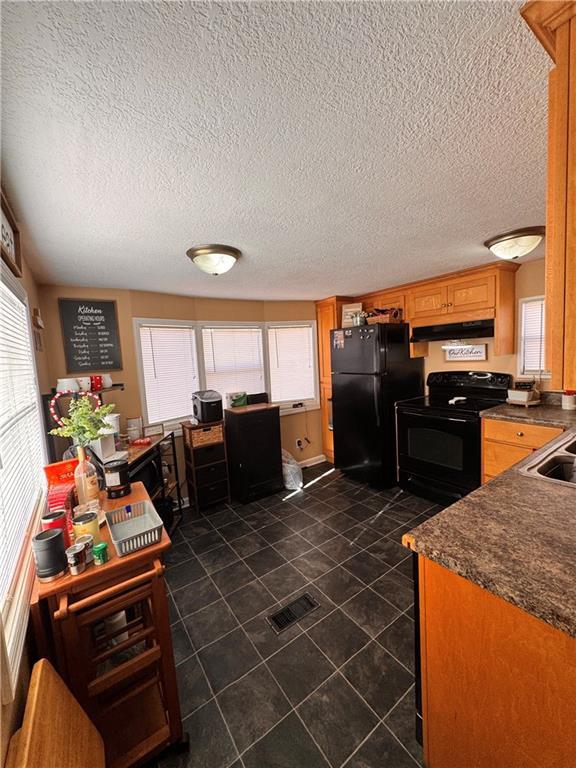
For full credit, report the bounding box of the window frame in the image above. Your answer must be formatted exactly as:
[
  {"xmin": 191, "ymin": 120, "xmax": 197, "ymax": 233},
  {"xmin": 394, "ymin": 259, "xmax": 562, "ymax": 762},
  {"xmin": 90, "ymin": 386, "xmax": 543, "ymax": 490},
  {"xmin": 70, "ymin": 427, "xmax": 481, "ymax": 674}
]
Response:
[
  {"xmin": 517, "ymin": 295, "xmax": 550, "ymax": 379},
  {"xmin": 133, "ymin": 317, "xmax": 200, "ymax": 429},
  {"xmin": 133, "ymin": 317, "xmax": 319, "ymax": 429},
  {"xmin": 0, "ymin": 264, "xmax": 47, "ymax": 703}
]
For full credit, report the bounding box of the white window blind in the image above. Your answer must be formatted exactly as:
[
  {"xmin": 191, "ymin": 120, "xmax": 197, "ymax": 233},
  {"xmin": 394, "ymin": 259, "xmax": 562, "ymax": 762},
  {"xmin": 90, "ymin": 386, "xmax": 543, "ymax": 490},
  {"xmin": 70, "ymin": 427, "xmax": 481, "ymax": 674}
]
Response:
[
  {"xmin": 202, "ymin": 327, "xmax": 265, "ymax": 396},
  {"xmin": 268, "ymin": 325, "xmax": 316, "ymax": 403},
  {"xmin": 138, "ymin": 323, "xmax": 199, "ymax": 423},
  {"xmin": 0, "ymin": 271, "xmax": 45, "ymax": 611},
  {"xmin": 520, "ymin": 297, "xmax": 546, "ymax": 375}
]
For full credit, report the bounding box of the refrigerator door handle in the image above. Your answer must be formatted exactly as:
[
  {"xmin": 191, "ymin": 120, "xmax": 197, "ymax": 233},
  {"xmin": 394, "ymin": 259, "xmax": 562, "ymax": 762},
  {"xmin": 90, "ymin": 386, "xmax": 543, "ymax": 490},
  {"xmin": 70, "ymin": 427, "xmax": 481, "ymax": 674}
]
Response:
[{"xmin": 373, "ymin": 381, "xmax": 381, "ymax": 428}]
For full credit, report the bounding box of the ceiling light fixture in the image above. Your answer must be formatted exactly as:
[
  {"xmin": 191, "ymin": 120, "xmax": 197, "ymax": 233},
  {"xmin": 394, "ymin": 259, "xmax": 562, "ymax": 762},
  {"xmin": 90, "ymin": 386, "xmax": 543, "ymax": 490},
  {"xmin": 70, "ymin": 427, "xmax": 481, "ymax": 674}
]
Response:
[
  {"xmin": 484, "ymin": 227, "xmax": 545, "ymax": 260},
  {"xmin": 186, "ymin": 244, "xmax": 241, "ymax": 275}
]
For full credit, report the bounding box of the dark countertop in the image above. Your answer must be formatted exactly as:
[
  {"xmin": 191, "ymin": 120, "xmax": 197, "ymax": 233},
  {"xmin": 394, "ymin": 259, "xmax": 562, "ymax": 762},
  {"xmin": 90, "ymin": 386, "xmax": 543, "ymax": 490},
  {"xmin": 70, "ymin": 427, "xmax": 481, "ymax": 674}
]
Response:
[
  {"xmin": 483, "ymin": 402, "xmax": 576, "ymax": 429},
  {"xmin": 403, "ymin": 429, "xmax": 576, "ymax": 637}
]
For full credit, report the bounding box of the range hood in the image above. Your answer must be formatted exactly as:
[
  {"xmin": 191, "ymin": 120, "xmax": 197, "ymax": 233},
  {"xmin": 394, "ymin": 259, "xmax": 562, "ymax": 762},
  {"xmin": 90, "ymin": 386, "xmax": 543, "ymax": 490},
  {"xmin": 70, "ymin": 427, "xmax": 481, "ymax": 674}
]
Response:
[{"xmin": 410, "ymin": 319, "xmax": 494, "ymax": 343}]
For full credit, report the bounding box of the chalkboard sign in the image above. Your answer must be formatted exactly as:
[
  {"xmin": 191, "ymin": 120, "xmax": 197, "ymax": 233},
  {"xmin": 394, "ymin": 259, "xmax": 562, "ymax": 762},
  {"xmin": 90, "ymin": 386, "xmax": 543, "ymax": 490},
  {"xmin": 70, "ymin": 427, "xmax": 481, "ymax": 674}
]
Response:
[{"xmin": 59, "ymin": 298, "xmax": 123, "ymax": 373}]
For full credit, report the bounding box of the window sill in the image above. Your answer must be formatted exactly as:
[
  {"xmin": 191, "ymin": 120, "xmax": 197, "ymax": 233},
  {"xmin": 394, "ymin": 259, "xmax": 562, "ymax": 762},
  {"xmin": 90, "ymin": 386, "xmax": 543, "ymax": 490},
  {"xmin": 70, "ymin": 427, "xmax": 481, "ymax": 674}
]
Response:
[{"xmin": 1, "ymin": 488, "xmax": 46, "ymax": 704}]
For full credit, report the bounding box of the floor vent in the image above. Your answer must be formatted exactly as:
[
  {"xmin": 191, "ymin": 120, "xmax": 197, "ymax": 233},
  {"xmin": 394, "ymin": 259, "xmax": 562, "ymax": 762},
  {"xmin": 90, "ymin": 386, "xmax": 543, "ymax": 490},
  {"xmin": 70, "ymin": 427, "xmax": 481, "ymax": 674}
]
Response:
[{"xmin": 267, "ymin": 593, "xmax": 319, "ymax": 634}]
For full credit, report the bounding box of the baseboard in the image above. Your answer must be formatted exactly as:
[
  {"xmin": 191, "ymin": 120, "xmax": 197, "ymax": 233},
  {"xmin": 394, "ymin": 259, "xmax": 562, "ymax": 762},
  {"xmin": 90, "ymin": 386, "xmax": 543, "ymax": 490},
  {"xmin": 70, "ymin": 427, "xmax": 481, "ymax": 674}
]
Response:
[{"xmin": 297, "ymin": 454, "xmax": 327, "ymax": 468}]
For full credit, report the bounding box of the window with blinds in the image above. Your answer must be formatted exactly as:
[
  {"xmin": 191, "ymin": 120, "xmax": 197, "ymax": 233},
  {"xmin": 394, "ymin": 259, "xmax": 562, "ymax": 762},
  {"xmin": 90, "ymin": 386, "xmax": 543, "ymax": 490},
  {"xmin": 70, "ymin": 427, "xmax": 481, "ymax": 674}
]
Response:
[
  {"xmin": 138, "ymin": 322, "xmax": 199, "ymax": 423},
  {"xmin": 0, "ymin": 269, "xmax": 45, "ymax": 612},
  {"xmin": 519, "ymin": 297, "xmax": 546, "ymax": 375},
  {"xmin": 268, "ymin": 325, "xmax": 316, "ymax": 403},
  {"xmin": 202, "ymin": 327, "xmax": 265, "ymax": 396}
]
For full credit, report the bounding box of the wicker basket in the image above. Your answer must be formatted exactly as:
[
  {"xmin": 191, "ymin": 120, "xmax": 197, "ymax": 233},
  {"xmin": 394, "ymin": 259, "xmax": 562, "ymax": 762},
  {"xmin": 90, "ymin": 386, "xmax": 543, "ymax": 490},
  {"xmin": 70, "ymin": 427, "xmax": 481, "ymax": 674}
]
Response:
[
  {"xmin": 105, "ymin": 500, "xmax": 164, "ymax": 557},
  {"xmin": 367, "ymin": 308, "xmax": 403, "ymax": 324},
  {"xmin": 191, "ymin": 424, "xmax": 224, "ymax": 448}
]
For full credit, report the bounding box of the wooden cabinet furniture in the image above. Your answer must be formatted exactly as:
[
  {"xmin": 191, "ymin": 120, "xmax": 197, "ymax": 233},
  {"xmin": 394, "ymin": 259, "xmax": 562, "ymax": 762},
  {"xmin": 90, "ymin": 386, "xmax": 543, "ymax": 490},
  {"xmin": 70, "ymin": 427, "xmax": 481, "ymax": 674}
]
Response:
[
  {"xmin": 408, "ymin": 282, "xmax": 448, "ymax": 320},
  {"xmin": 315, "ymin": 295, "xmax": 351, "ymax": 462},
  {"xmin": 415, "ymin": 556, "xmax": 575, "ymax": 768},
  {"xmin": 522, "ymin": 2, "xmax": 576, "ymax": 390},
  {"xmin": 225, "ymin": 404, "xmax": 283, "ymax": 503},
  {"xmin": 181, "ymin": 420, "xmax": 230, "ymax": 512},
  {"xmin": 29, "ymin": 483, "xmax": 183, "ymax": 768},
  {"xmin": 406, "ymin": 266, "xmax": 514, "ymax": 355},
  {"xmin": 481, "ymin": 417, "xmax": 563, "ymax": 483}
]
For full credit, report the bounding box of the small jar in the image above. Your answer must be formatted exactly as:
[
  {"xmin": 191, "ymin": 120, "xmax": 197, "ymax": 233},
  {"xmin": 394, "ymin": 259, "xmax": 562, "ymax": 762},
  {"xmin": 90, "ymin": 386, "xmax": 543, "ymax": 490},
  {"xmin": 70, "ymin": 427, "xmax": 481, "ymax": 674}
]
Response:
[
  {"xmin": 72, "ymin": 511, "xmax": 102, "ymax": 545},
  {"xmin": 93, "ymin": 542, "xmax": 109, "ymax": 566},
  {"xmin": 66, "ymin": 543, "xmax": 86, "ymax": 576},
  {"xmin": 75, "ymin": 534, "xmax": 94, "ymax": 564}
]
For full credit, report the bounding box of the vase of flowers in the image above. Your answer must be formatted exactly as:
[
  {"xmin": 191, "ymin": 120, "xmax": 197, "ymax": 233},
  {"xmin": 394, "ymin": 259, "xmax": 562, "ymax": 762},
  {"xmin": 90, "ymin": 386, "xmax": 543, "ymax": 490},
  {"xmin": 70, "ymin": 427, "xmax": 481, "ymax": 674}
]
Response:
[{"xmin": 49, "ymin": 396, "xmax": 116, "ymax": 504}]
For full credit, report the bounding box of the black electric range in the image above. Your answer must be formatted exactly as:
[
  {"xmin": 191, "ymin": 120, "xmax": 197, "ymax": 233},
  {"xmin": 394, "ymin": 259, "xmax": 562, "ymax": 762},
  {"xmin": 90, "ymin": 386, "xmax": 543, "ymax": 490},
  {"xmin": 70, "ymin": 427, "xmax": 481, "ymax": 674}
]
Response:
[{"xmin": 396, "ymin": 371, "xmax": 512, "ymax": 504}]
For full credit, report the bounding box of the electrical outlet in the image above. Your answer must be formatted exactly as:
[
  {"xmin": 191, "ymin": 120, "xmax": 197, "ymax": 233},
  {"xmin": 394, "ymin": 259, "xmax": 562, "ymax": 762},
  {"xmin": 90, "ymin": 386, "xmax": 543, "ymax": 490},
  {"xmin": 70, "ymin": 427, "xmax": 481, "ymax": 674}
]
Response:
[{"xmin": 296, "ymin": 438, "xmax": 304, "ymax": 450}]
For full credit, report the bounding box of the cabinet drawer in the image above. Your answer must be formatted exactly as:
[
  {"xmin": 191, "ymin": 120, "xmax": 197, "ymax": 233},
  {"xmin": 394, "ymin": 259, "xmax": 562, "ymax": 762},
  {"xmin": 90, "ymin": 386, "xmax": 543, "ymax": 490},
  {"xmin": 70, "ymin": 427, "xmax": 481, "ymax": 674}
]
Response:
[
  {"xmin": 193, "ymin": 442, "xmax": 226, "ymax": 467},
  {"xmin": 197, "ymin": 479, "xmax": 229, "ymax": 508},
  {"xmin": 191, "ymin": 424, "xmax": 223, "ymax": 448},
  {"xmin": 196, "ymin": 461, "xmax": 228, "ymax": 488},
  {"xmin": 483, "ymin": 441, "xmax": 533, "ymax": 477},
  {"xmin": 483, "ymin": 419, "xmax": 563, "ymax": 449}
]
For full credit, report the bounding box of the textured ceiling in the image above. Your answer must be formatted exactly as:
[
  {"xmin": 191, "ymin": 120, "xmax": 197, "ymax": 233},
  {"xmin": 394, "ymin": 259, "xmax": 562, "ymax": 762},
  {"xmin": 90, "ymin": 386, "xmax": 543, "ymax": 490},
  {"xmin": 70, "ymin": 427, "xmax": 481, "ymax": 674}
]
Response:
[{"xmin": 1, "ymin": 1, "xmax": 550, "ymax": 300}]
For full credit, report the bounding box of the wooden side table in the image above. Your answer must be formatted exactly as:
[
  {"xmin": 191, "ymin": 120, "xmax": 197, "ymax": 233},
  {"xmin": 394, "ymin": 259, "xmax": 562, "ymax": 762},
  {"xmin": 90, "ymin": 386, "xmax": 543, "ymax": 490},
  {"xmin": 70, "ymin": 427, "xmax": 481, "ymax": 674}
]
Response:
[{"xmin": 29, "ymin": 483, "xmax": 184, "ymax": 768}]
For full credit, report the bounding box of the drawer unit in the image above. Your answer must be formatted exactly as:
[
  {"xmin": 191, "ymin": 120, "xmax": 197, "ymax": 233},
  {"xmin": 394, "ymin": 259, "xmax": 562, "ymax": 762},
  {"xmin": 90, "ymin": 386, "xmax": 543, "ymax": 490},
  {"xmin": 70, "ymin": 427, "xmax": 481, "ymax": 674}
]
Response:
[
  {"xmin": 193, "ymin": 442, "xmax": 226, "ymax": 467},
  {"xmin": 483, "ymin": 419, "xmax": 564, "ymax": 449},
  {"xmin": 481, "ymin": 418, "xmax": 564, "ymax": 484},
  {"xmin": 197, "ymin": 479, "xmax": 229, "ymax": 507},
  {"xmin": 181, "ymin": 420, "xmax": 230, "ymax": 512},
  {"xmin": 196, "ymin": 461, "xmax": 228, "ymax": 488}
]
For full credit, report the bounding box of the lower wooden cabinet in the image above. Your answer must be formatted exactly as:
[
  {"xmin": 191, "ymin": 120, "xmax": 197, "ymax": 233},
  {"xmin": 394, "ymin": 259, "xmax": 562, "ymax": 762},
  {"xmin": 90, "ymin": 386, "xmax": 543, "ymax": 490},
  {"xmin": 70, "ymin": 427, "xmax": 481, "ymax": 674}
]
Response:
[
  {"xmin": 320, "ymin": 383, "xmax": 333, "ymax": 463},
  {"xmin": 481, "ymin": 418, "xmax": 564, "ymax": 483}
]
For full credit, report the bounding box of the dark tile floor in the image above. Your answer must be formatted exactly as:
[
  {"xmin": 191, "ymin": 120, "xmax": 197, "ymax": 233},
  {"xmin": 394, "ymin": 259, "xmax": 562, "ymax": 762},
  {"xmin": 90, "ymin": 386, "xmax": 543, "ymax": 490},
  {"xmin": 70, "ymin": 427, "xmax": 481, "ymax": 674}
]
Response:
[{"xmin": 156, "ymin": 463, "xmax": 443, "ymax": 768}]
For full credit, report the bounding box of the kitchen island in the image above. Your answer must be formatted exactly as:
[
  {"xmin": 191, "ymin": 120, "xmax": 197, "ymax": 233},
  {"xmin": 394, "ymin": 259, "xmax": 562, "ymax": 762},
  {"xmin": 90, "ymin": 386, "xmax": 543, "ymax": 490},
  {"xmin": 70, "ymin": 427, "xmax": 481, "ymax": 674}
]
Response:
[{"xmin": 403, "ymin": 426, "xmax": 576, "ymax": 768}]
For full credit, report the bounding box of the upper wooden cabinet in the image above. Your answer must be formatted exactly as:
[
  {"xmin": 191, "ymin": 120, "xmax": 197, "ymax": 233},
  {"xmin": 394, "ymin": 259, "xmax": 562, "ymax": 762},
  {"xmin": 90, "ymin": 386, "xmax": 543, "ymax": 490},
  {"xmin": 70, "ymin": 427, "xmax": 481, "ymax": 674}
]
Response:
[
  {"xmin": 316, "ymin": 295, "xmax": 350, "ymax": 383},
  {"xmin": 408, "ymin": 272, "xmax": 498, "ymax": 324},
  {"xmin": 409, "ymin": 283, "xmax": 448, "ymax": 320},
  {"xmin": 522, "ymin": 1, "xmax": 576, "ymax": 389}
]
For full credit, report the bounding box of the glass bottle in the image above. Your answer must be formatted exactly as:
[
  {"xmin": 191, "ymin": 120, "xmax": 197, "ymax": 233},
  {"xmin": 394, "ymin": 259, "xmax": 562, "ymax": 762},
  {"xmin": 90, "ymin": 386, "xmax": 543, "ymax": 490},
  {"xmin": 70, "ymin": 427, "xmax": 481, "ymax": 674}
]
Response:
[{"xmin": 74, "ymin": 445, "xmax": 100, "ymax": 504}]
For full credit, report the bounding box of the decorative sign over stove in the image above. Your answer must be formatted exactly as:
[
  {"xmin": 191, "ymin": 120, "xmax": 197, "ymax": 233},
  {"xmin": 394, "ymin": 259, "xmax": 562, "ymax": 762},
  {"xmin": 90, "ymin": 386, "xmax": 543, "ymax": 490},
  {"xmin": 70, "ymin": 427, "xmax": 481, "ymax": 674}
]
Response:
[
  {"xmin": 59, "ymin": 298, "xmax": 122, "ymax": 373},
  {"xmin": 443, "ymin": 343, "xmax": 487, "ymax": 362}
]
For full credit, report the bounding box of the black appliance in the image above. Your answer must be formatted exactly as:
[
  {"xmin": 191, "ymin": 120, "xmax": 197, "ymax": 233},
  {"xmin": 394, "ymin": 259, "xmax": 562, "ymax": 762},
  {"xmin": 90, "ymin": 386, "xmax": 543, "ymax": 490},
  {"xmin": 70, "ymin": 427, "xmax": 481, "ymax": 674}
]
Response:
[
  {"xmin": 225, "ymin": 404, "xmax": 284, "ymax": 503},
  {"xmin": 410, "ymin": 319, "xmax": 494, "ymax": 343},
  {"xmin": 330, "ymin": 323, "xmax": 424, "ymax": 487},
  {"xmin": 192, "ymin": 389, "xmax": 223, "ymax": 424},
  {"xmin": 396, "ymin": 370, "xmax": 512, "ymax": 504}
]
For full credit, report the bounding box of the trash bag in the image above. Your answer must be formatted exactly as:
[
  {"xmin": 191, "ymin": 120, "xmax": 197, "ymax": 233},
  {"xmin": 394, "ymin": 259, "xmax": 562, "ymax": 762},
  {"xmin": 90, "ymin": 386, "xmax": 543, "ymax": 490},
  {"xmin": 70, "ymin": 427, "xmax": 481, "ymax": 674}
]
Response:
[{"xmin": 282, "ymin": 449, "xmax": 303, "ymax": 490}]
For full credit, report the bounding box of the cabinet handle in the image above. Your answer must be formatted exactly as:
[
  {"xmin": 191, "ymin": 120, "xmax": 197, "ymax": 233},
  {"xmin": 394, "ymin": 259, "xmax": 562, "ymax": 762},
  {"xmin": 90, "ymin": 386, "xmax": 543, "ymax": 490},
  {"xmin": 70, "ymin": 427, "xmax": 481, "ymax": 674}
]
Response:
[
  {"xmin": 447, "ymin": 302, "xmax": 453, "ymax": 307},
  {"xmin": 441, "ymin": 303, "xmax": 447, "ymax": 308},
  {"xmin": 517, "ymin": 431, "xmax": 524, "ymax": 437}
]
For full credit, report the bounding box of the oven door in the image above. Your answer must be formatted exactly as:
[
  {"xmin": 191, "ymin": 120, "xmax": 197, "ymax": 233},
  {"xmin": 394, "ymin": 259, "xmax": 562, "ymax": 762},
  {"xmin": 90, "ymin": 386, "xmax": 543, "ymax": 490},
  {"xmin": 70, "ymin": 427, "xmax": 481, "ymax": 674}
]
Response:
[{"xmin": 397, "ymin": 408, "xmax": 480, "ymax": 490}]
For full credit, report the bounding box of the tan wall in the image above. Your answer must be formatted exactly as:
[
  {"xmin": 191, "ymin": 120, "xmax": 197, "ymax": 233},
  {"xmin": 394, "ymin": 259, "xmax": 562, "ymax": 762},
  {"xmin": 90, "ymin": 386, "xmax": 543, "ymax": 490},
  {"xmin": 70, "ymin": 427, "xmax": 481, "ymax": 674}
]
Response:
[
  {"xmin": 38, "ymin": 286, "xmax": 323, "ymax": 463},
  {"xmin": 423, "ymin": 259, "xmax": 547, "ymax": 385}
]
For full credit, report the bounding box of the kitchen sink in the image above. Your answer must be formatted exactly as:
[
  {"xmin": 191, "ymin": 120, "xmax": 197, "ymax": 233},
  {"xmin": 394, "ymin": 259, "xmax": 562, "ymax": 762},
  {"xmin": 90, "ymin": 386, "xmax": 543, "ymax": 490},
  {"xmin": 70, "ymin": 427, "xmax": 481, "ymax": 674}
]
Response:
[{"xmin": 520, "ymin": 432, "xmax": 576, "ymax": 488}]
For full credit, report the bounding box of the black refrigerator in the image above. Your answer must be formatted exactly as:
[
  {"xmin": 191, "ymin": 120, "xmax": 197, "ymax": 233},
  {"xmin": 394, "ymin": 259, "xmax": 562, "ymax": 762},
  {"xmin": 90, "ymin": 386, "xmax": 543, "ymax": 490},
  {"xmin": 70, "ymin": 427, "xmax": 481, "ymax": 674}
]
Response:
[{"xmin": 330, "ymin": 323, "xmax": 424, "ymax": 487}]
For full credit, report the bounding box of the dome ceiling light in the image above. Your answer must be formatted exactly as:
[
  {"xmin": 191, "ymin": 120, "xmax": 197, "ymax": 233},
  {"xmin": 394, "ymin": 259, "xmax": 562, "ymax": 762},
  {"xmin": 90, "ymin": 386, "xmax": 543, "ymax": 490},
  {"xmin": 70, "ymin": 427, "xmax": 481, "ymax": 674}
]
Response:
[
  {"xmin": 186, "ymin": 244, "xmax": 241, "ymax": 275},
  {"xmin": 484, "ymin": 226, "xmax": 545, "ymax": 260}
]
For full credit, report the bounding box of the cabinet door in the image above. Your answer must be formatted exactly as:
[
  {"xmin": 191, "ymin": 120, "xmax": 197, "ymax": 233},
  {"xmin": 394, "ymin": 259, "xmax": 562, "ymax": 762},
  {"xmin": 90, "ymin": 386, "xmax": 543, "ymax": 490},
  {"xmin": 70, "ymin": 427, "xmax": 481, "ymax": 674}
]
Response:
[
  {"xmin": 317, "ymin": 301, "xmax": 337, "ymax": 383},
  {"xmin": 482, "ymin": 441, "xmax": 533, "ymax": 478},
  {"xmin": 446, "ymin": 275, "xmax": 495, "ymax": 314},
  {"xmin": 408, "ymin": 284, "xmax": 448, "ymax": 320},
  {"xmin": 320, "ymin": 382, "xmax": 334, "ymax": 461}
]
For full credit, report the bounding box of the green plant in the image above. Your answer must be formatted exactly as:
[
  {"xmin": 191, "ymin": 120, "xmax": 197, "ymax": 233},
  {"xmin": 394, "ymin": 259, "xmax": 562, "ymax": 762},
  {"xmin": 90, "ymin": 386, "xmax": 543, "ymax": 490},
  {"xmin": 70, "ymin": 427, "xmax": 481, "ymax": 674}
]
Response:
[{"xmin": 49, "ymin": 396, "xmax": 116, "ymax": 446}]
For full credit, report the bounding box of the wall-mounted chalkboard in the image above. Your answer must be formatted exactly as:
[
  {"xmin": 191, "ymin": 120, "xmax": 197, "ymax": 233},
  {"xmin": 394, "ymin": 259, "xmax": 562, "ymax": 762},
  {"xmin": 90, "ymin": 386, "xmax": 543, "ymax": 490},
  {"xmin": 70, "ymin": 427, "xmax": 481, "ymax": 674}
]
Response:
[{"xmin": 59, "ymin": 298, "xmax": 123, "ymax": 373}]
